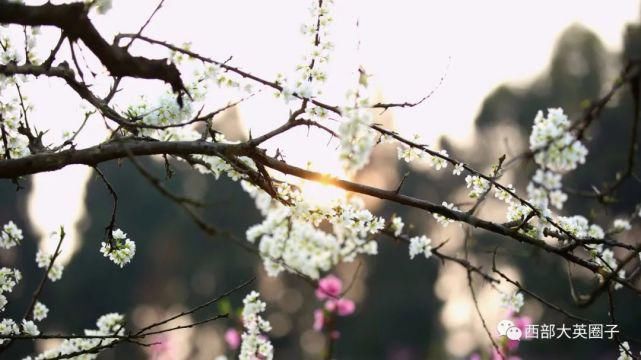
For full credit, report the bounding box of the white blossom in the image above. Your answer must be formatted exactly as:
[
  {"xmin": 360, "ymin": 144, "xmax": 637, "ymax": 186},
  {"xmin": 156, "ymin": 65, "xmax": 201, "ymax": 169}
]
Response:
[
  {"xmin": 397, "ymin": 145, "xmax": 423, "ymax": 163},
  {"xmin": 0, "ymin": 319, "xmax": 19, "ymax": 344},
  {"xmin": 549, "ymin": 189, "xmax": 568, "ymax": 210},
  {"xmin": 21, "ymin": 319, "xmax": 39, "ymax": 336},
  {"xmin": 338, "ymin": 88, "xmax": 376, "ymax": 173},
  {"xmin": 532, "ymin": 169, "xmax": 562, "ymax": 189},
  {"xmin": 558, "ymin": 215, "xmax": 590, "ymax": 239},
  {"xmin": 100, "ymin": 229, "xmax": 136, "ymax": 268},
  {"xmin": 500, "ymin": 292, "xmax": 524, "ymax": 313},
  {"xmin": 35, "ymin": 250, "xmax": 64, "ymax": 282},
  {"xmin": 245, "ymin": 189, "xmax": 381, "ymax": 279},
  {"xmin": 0, "ymin": 91, "xmax": 31, "ymax": 159},
  {"xmin": 506, "ymin": 202, "xmax": 532, "ymax": 222},
  {"xmin": 429, "ymin": 150, "xmax": 449, "ymax": 170},
  {"xmin": 96, "ymin": 313, "xmax": 124, "ymax": 334},
  {"xmin": 465, "ymin": 175, "xmax": 490, "ymax": 199},
  {"xmin": 0, "ymin": 267, "xmax": 21, "ymax": 294},
  {"xmin": 587, "ymin": 224, "xmax": 605, "ymax": 240},
  {"xmin": 618, "ymin": 341, "xmax": 633, "ymax": 360},
  {"xmin": 494, "ymin": 184, "xmax": 515, "ymax": 204},
  {"xmin": 433, "ymin": 202, "xmax": 459, "ymax": 227},
  {"xmin": 612, "ymin": 219, "xmax": 631, "ymax": 233},
  {"xmin": 32, "ymin": 302, "xmax": 48, "ymax": 322},
  {"xmin": 452, "ymin": 163, "xmax": 464, "ymax": 176},
  {"xmin": 597, "ymin": 249, "xmax": 618, "ymax": 272},
  {"xmin": 239, "ymin": 291, "xmax": 273, "ymax": 360},
  {"xmin": 390, "ymin": 215, "xmax": 404, "ymax": 237},
  {"xmin": 1, "ymin": 221, "xmax": 22, "ymax": 249},
  {"xmin": 529, "ymin": 108, "xmax": 588, "ymax": 172},
  {"xmin": 408, "ymin": 235, "xmax": 432, "ymax": 260},
  {"xmin": 526, "ymin": 182, "xmax": 549, "ymax": 212},
  {"xmin": 29, "ymin": 313, "xmax": 124, "ymax": 359}
]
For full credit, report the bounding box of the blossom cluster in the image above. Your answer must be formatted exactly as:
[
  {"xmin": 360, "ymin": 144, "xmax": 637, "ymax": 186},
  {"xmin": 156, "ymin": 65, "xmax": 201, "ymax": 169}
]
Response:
[
  {"xmin": 494, "ymin": 184, "xmax": 515, "ymax": 204},
  {"xmin": 0, "ymin": 222, "xmax": 61, "ymax": 347},
  {"xmin": 125, "ymin": 92, "xmax": 200, "ymax": 141},
  {"xmin": 35, "ymin": 249, "xmax": 64, "ymax": 282},
  {"xmin": 338, "ymin": 86, "xmax": 377, "ymax": 174},
  {"xmin": 0, "ymin": 267, "xmax": 21, "ymax": 312},
  {"xmin": 408, "ymin": 235, "xmax": 433, "ymax": 259},
  {"xmin": 433, "ymin": 202, "xmax": 459, "ymax": 227},
  {"xmin": 312, "ymin": 275, "xmax": 356, "ymax": 335},
  {"xmin": 397, "ymin": 135, "xmax": 424, "ymax": 163},
  {"xmin": 557, "ymin": 215, "xmax": 604, "ymax": 240},
  {"xmin": 298, "ymin": 0, "xmax": 334, "ymax": 85},
  {"xmin": 530, "ymin": 108, "xmax": 588, "ymax": 172},
  {"xmin": 278, "ymin": 0, "xmax": 334, "ymax": 103},
  {"xmin": 500, "ymin": 109, "xmax": 579, "ymax": 229},
  {"xmin": 552, "ymin": 217, "xmax": 628, "ymax": 291},
  {"xmin": 502, "ymin": 108, "xmax": 576, "ymax": 238},
  {"xmin": 501, "ymin": 108, "xmax": 580, "ymax": 238},
  {"xmin": 1, "ymin": 31, "xmax": 24, "ymax": 64},
  {"xmin": 465, "ymin": 175, "xmax": 491, "ymax": 199},
  {"xmin": 35, "ymin": 229, "xmax": 67, "ymax": 282},
  {"xmin": 520, "ymin": 108, "xmax": 634, "ymax": 290},
  {"xmin": 0, "ymin": 26, "xmax": 40, "ymax": 159},
  {"xmin": 100, "ymin": 229, "xmax": 136, "ymax": 268},
  {"xmin": 239, "ymin": 291, "xmax": 273, "ymax": 360},
  {"xmin": 0, "ymin": 220, "xmax": 145, "ymax": 359},
  {"xmin": 245, "ymin": 182, "xmax": 381, "ymax": 279},
  {"xmin": 1, "ymin": 221, "xmax": 23, "ymax": 249},
  {"xmin": 0, "ymin": 320, "xmax": 39, "ymax": 345},
  {"xmin": 396, "ymin": 136, "xmax": 451, "ymax": 173},
  {"xmin": 28, "ymin": 313, "xmax": 125, "ymax": 360},
  {"xmin": 1, "ymin": 24, "xmax": 40, "ymax": 65},
  {"xmin": 122, "ymin": 66, "xmax": 250, "ymax": 178},
  {"xmin": 0, "ymin": 81, "xmax": 31, "ymax": 160},
  {"xmin": 528, "ymin": 169, "xmax": 567, "ymax": 210},
  {"xmin": 500, "ymin": 291, "xmax": 524, "ymax": 313}
]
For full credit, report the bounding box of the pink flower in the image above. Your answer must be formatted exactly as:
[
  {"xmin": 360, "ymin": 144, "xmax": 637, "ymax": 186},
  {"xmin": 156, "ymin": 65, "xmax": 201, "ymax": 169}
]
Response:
[
  {"xmin": 224, "ymin": 328, "xmax": 241, "ymax": 350},
  {"xmin": 313, "ymin": 309, "xmax": 325, "ymax": 331},
  {"xmin": 324, "ymin": 298, "xmax": 355, "ymax": 316},
  {"xmin": 316, "ymin": 275, "xmax": 342, "ymax": 300},
  {"xmin": 325, "ymin": 299, "xmax": 337, "ymax": 312},
  {"xmin": 335, "ymin": 299, "xmax": 355, "ymax": 316}
]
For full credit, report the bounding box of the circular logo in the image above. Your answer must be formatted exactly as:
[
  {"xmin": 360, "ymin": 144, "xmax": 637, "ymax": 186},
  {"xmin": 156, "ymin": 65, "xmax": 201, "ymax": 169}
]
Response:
[
  {"xmin": 497, "ymin": 320, "xmax": 515, "ymax": 336},
  {"xmin": 506, "ymin": 326, "xmax": 523, "ymax": 341}
]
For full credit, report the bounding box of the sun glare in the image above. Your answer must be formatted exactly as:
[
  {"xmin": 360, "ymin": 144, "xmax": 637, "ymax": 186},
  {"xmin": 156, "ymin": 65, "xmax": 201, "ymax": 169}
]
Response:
[{"xmin": 299, "ymin": 181, "xmax": 346, "ymax": 207}]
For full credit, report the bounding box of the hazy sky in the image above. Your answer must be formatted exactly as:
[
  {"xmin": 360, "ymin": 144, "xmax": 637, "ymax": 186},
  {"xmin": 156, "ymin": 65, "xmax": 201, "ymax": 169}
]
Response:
[{"xmin": 93, "ymin": 0, "xmax": 641, "ymax": 144}]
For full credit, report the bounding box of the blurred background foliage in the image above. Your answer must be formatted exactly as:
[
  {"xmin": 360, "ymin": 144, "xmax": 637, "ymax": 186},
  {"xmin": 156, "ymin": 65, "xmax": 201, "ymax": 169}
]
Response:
[{"xmin": 2, "ymin": 12, "xmax": 641, "ymax": 360}]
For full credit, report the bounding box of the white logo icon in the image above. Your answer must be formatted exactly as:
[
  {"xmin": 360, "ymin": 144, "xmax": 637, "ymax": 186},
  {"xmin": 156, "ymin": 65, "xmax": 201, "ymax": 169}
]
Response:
[
  {"xmin": 496, "ymin": 320, "xmax": 514, "ymax": 336},
  {"xmin": 506, "ymin": 326, "xmax": 523, "ymax": 340}
]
